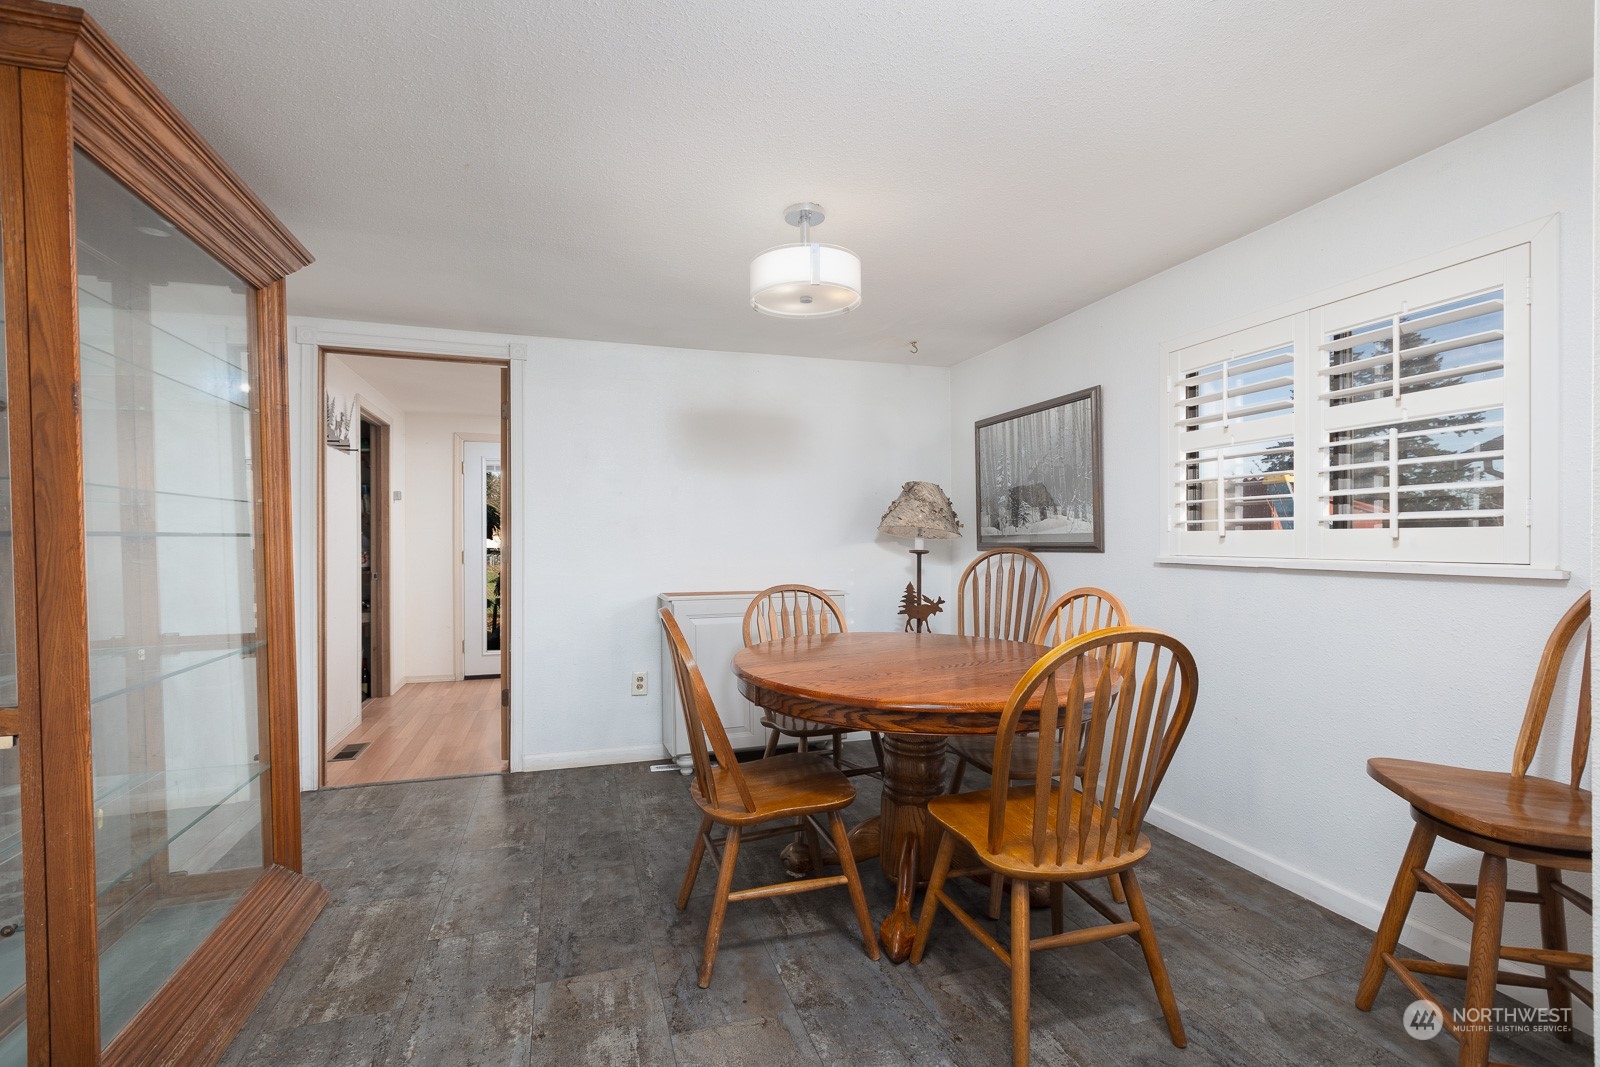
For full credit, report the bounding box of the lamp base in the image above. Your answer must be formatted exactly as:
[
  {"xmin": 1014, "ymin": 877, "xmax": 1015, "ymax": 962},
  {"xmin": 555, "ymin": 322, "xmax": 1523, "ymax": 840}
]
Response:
[{"xmin": 895, "ymin": 549, "xmax": 944, "ymax": 633}]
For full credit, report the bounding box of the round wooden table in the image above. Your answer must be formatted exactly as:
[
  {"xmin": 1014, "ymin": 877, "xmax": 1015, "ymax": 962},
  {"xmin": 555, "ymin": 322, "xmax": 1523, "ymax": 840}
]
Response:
[{"xmin": 732, "ymin": 631, "xmax": 1063, "ymax": 963}]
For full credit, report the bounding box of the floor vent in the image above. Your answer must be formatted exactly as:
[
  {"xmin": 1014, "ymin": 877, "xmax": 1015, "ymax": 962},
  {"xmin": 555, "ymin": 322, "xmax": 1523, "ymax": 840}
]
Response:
[{"xmin": 330, "ymin": 742, "xmax": 369, "ymax": 762}]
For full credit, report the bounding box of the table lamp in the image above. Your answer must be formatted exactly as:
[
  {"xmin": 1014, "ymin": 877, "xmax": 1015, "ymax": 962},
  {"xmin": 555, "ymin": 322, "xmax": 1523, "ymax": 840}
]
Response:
[{"xmin": 877, "ymin": 481, "xmax": 963, "ymax": 631}]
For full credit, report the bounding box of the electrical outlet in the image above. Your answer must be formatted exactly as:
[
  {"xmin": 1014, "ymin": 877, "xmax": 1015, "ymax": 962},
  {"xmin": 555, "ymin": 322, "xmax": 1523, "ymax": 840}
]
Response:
[{"xmin": 631, "ymin": 671, "xmax": 648, "ymax": 696}]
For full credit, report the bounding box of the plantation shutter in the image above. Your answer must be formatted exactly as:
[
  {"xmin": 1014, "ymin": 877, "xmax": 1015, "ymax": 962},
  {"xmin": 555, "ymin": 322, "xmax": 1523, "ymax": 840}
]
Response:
[
  {"xmin": 1311, "ymin": 247, "xmax": 1529, "ymax": 564},
  {"xmin": 1167, "ymin": 317, "xmax": 1300, "ymax": 556}
]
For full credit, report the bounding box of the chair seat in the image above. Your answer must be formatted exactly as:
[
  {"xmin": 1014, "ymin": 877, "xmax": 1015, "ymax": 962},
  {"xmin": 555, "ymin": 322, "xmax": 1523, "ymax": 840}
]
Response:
[
  {"xmin": 762, "ymin": 712, "xmax": 845, "ymax": 738},
  {"xmin": 1367, "ymin": 757, "xmax": 1591, "ymax": 854},
  {"xmin": 928, "ymin": 784, "xmax": 1149, "ymax": 880},
  {"xmin": 692, "ymin": 752, "xmax": 857, "ymax": 825}
]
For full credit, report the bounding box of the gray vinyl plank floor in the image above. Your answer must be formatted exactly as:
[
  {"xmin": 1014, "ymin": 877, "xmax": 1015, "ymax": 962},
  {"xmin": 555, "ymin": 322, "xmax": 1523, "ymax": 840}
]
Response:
[{"xmin": 223, "ymin": 747, "xmax": 1594, "ymax": 1066}]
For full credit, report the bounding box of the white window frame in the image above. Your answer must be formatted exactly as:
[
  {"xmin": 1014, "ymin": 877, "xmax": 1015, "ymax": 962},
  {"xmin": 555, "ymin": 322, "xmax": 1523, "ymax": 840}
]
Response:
[{"xmin": 1158, "ymin": 218, "xmax": 1566, "ymax": 580}]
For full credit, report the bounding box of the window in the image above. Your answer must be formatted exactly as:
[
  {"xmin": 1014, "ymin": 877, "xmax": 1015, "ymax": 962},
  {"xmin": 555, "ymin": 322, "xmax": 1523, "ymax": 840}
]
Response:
[{"xmin": 1162, "ymin": 225, "xmax": 1554, "ymax": 574}]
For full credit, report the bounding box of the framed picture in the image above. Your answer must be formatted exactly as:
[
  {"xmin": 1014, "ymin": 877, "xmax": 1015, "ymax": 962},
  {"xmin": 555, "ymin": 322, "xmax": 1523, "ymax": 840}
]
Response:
[{"xmin": 975, "ymin": 386, "xmax": 1103, "ymax": 551}]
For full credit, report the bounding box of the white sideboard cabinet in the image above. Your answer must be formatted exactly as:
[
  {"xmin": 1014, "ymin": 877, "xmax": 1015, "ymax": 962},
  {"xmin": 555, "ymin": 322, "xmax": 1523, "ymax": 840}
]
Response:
[{"xmin": 658, "ymin": 590, "xmax": 848, "ymax": 770}]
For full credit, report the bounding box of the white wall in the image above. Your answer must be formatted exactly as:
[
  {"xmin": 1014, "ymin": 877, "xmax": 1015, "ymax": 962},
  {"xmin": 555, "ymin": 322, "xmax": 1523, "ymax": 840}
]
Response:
[
  {"xmin": 523, "ymin": 340, "xmax": 955, "ymax": 765},
  {"xmin": 949, "ymin": 85, "xmax": 1593, "ymax": 989},
  {"xmin": 321, "ymin": 444, "xmax": 362, "ymax": 748},
  {"xmin": 288, "ymin": 323, "xmax": 955, "ymax": 781},
  {"xmin": 322, "ymin": 355, "xmax": 408, "ymax": 742},
  {"xmin": 402, "ymin": 411, "xmax": 501, "ymax": 680}
]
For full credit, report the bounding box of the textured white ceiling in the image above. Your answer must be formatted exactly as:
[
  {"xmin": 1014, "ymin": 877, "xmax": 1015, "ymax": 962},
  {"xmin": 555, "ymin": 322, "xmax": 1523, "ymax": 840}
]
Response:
[{"xmin": 79, "ymin": 1, "xmax": 1591, "ymax": 367}]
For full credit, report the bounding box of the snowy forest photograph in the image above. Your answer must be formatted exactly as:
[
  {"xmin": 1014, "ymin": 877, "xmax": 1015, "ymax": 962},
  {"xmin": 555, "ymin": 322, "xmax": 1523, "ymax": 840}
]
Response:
[{"xmin": 975, "ymin": 386, "xmax": 1103, "ymax": 551}]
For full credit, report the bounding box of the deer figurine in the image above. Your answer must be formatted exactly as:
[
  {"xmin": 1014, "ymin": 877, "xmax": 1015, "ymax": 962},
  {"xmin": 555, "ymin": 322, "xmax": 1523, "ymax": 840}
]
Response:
[{"xmin": 899, "ymin": 582, "xmax": 944, "ymax": 632}]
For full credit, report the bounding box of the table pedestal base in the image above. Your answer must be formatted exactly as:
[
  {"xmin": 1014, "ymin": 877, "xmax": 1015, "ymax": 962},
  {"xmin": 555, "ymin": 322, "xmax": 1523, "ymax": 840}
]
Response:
[
  {"xmin": 877, "ymin": 734, "xmax": 949, "ymax": 962},
  {"xmin": 771, "ymin": 734, "xmax": 955, "ymax": 963}
]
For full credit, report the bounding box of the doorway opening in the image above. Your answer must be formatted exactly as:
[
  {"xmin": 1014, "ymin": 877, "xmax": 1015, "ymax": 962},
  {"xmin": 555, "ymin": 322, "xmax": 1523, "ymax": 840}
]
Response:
[
  {"xmin": 318, "ymin": 348, "xmax": 512, "ymax": 787},
  {"xmin": 360, "ymin": 413, "xmax": 389, "ymax": 702},
  {"xmin": 459, "ymin": 436, "xmax": 503, "ymax": 679}
]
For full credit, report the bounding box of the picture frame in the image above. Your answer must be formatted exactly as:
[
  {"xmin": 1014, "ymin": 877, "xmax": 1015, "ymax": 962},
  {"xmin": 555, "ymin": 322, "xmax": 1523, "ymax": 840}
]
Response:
[
  {"xmin": 324, "ymin": 392, "xmax": 353, "ymax": 449},
  {"xmin": 974, "ymin": 385, "xmax": 1104, "ymax": 552}
]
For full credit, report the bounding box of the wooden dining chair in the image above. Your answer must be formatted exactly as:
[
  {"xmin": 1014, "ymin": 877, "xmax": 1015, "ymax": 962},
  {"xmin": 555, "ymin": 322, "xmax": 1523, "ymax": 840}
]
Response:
[
  {"xmin": 948, "ymin": 587, "xmax": 1132, "ymax": 911},
  {"xmin": 949, "ymin": 587, "xmax": 1130, "ymax": 791},
  {"xmin": 661, "ymin": 608, "xmax": 880, "ymax": 987},
  {"xmin": 911, "ymin": 626, "xmax": 1199, "ymax": 1066},
  {"xmin": 743, "ymin": 585, "xmax": 883, "ymax": 777},
  {"xmin": 955, "ymin": 548, "xmax": 1051, "ymax": 642},
  {"xmin": 1355, "ymin": 592, "xmax": 1592, "ymax": 1066}
]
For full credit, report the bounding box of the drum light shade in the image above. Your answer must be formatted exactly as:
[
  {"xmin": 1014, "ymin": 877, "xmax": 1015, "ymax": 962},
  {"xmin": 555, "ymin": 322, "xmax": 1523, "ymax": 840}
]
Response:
[{"xmin": 750, "ymin": 203, "xmax": 861, "ymax": 318}]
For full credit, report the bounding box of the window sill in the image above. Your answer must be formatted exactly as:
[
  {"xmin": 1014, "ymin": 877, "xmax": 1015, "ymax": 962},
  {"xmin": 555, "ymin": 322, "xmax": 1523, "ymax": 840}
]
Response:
[{"xmin": 1154, "ymin": 555, "xmax": 1570, "ymax": 581}]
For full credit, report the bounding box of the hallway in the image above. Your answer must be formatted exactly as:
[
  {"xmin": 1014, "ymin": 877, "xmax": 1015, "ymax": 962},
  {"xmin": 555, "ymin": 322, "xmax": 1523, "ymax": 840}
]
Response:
[{"xmin": 325, "ymin": 679, "xmax": 503, "ymax": 787}]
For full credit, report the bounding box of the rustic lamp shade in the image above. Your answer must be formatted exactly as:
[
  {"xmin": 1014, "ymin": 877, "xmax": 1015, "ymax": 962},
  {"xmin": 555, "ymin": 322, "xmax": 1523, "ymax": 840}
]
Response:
[{"xmin": 878, "ymin": 481, "xmax": 963, "ymax": 547}]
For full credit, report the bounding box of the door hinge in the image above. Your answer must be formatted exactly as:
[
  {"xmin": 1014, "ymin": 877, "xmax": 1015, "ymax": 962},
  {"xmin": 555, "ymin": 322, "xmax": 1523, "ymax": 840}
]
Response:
[
  {"xmin": 501, "ymin": 689, "xmax": 510, "ymax": 707},
  {"xmin": 501, "ymin": 401, "xmax": 509, "ymax": 419}
]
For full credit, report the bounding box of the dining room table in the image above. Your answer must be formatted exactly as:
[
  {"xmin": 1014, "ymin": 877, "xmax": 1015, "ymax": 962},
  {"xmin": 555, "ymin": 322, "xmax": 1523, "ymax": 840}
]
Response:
[{"xmin": 732, "ymin": 630, "xmax": 1098, "ymax": 963}]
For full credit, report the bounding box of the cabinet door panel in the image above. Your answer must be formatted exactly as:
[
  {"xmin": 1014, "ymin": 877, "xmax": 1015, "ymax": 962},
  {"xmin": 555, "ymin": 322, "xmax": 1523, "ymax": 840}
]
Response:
[
  {"xmin": 75, "ymin": 151, "xmax": 270, "ymax": 1049},
  {"xmin": 681, "ymin": 613, "xmax": 760, "ymax": 749}
]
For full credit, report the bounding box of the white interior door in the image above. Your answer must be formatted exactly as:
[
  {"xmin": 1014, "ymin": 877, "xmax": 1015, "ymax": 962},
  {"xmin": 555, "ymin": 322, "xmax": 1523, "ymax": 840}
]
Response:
[{"xmin": 462, "ymin": 439, "xmax": 502, "ymax": 677}]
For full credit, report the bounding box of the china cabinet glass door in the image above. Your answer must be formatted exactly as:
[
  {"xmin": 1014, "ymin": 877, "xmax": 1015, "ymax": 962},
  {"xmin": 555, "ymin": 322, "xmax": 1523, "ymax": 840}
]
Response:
[
  {"xmin": 74, "ymin": 153, "xmax": 271, "ymax": 1045},
  {"xmin": 0, "ymin": 174, "xmax": 24, "ymax": 1065}
]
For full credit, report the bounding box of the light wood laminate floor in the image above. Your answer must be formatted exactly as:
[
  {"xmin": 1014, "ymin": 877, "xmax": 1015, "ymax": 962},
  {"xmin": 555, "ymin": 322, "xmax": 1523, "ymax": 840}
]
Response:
[
  {"xmin": 230, "ymin": 744, "xmax": 1592, "ymax": 1066},
  {"xmin": 325, "ymin": 679, "xmax": 503, "ymax": 787}
]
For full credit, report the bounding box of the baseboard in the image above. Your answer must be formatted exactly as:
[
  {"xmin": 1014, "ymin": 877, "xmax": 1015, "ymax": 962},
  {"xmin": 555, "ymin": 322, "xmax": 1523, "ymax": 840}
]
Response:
[
  {"xmin": 1146, "ymin": 804, "xmax": 1390, "ymax": 926},
  {"xmin": 402, "ymin": 673, "xmax": 458, "ymax": 685},
  {"xmin": 1144, "ymin": 804, "xmax": 1590, "ymax": 1028},
  {"xmin": 516, "ymin": 744, "xmax": 665, "ymax": 772}
]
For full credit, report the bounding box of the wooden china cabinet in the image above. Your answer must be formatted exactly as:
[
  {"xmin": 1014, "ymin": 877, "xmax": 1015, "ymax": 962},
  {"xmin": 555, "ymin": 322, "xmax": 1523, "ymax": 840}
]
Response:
[{"xmin": 0, "ymin": 2, "xmax": 324, "ymax": 1063}]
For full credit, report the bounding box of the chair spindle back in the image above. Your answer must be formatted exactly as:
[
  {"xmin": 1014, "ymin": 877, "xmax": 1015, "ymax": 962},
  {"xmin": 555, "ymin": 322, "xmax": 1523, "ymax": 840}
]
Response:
[
  {"xmin": 743, "ymin": 585, "xmax": 847, "ymax": 647},
  {"xmin": 988, "ymin": 627, "xmax": 1198, "ymax": 868},
  {"xmin": 660, "ymin": 608, "xmax": 755, "ymax": 812},
  {"xmin": 956, "ymin": 548, "xmax": 1051, "ymax": 643},
  {"xmin": 1511, "ymin": 592, "xmax": 1590, "ymax": 789},
  {"xmin": 1032, "ymin": 586, "xmax": 1129, "ymax": 647}
]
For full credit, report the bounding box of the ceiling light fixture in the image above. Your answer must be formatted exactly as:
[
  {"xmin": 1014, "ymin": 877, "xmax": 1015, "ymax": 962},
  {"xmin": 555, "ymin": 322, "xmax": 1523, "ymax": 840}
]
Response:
[{"xmin": 749, "ymin": 202, "xmax": 861, "ymax": 318}]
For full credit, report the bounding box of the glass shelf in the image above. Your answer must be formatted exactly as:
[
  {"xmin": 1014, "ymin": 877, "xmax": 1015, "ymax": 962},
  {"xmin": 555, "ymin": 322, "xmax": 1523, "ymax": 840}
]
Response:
[
  {"xmin": 0, "ymin": 761, "xmax": 265, "ymax": 882},
  {"xmin": 76, "ymin": 286, "xmax": 246, "ymax": 395},
  {"xmin": 93, "ymin": 763, "xmax": 266, "ymax": 895},
  {"xmin": 84, "ymin": 482, "xmax": 251, "ymax": 509},
  {"xmin": 83, "ymin": 483, "xmax": 254, "ymax": 542},
  {"xmin": 78, "ymin": 334, "xmax": 249, "ymax": 414},
  {"xmin": 78, "ymin": 281, "xmax": 248, "ymax": 376},
  {"xmin": 89, "ymin": 639, "xmax": 262, "ymax": 707},
  {"xmin": 85, "ymin": 531, "xmax": 251, "ymax": 539}
]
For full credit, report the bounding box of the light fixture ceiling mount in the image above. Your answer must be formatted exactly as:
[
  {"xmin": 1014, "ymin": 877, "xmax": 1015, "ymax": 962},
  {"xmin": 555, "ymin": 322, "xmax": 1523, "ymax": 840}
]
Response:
[{"xmin": 749, "ymin": 202, "xmax": 862, "ymax": 319}]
